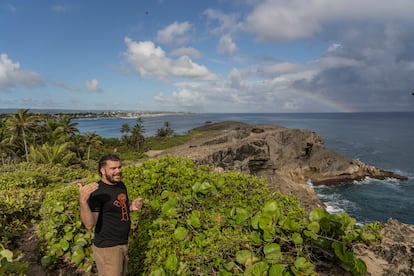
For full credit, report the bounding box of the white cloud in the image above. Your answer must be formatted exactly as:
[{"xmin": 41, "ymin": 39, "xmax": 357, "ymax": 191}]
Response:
[
  {"xmin": 0, "ymin": 54, "xmax": 44, "ymax": 90},
  {"xmin": 170, "ymin": 47, "xmax": 202, "ymax": 58},
  {"xmin": 85, "ymin": 79, "xmax": 103, "ymax": 93},
  {"xmin": 53, "ymin": 81, "xmax": 80, "ymax": 92},
  {"xmin": 218, "ymin": 34, "xmax": 237, "ymax": 55},
  {"xmin": 157, "ymin": 21, "xmax": 192, "ymax": 46},
  {"xmin": 245, "ymin": 0, "xmax": 414, "ymax": 42},
  {"xmin": 204, "ymin": 9, "xmax": 242, "ymax": 35},
  {"xmin": 124, "ymin": 37, "xmax": 217, "ymax": 80}
]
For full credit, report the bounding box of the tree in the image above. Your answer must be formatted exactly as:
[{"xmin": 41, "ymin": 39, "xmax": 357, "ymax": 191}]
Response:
[
  {"xmin": 39, "ymin": 117, "xmax": 66, "ymax": 144},
  {"xmin": 5, "ymin": 109, "xmax": 40, "ymax": 162},
  {"xmin": 120, "ymin": 123, "xmax": 130, "ymax": 137},
  {"xmin": 156, "ymin": 121, "xmax": 174, "ymax": 137},
  {"xmin": 58, "ymin": 115, "xmax": 79, "ymax": 137},
  {"xmin": 83, "ymin": 132, "xmax": 103, "ymax": 160},
  {"xmin": 29, "ymin": 142, "xmax": 75, "ymax": 165},
  {"xmin": 0, "ymin": 118, "xmax": 15, "ymax": 165},
  {"xmin": 130, "ymin": 117, "xmax": 145, "ymax": 150}
]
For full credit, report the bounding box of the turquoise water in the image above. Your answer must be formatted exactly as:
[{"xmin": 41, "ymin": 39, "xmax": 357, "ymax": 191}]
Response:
[{"xmin": 75, "ymin": 112, "xmax": 414, "ymax": 224}]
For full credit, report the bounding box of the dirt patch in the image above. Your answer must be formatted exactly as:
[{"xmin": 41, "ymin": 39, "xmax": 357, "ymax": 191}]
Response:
[
  {"xmin": 144, "ymin": 150, "xmax": 165, "ymax": 158},
  {"xmin": 17, "ymin": 223, "xmax": 85, "ymax": 276}
]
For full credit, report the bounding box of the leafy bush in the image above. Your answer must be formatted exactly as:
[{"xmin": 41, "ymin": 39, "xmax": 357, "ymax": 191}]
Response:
[
  {"xmin": 38, "ymin": 184, "xmax": 94, "ymax": 273},
  {"xmin": 0, "ymin": 243, "xmax": 27, "ymax": 276},
  {"xmin": 0, "ymin": 162, "xmax": 90, "ymax": 189},
  {"xmin": 124, "ymin": 155, "xmax": 379, "ymax": 275},
  {"xmin": 35, "ymin": 156, "xmax": 381, "ymax": 275},
  {"xmin": 0, "ymin": 188, "xmax": 43, "ymax": 244}
]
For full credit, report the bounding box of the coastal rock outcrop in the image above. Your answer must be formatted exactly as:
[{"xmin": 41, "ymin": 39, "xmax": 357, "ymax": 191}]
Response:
[{"xmin": 156, "ymin": 121, "xmax": 406, "ymax": 211}]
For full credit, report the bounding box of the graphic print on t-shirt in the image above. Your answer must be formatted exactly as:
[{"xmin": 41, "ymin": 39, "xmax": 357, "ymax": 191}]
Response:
[{"xmin": 113, "ymin": 193, "xmax": 129, "ymax": 221}]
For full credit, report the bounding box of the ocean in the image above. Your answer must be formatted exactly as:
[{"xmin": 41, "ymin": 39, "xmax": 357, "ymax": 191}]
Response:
[{"xmin": 74, "ymin": 112, "xmax": 414, "ymax": 225}]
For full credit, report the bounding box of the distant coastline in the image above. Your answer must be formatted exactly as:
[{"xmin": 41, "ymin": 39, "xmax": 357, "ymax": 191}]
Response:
[{"xmin": 0, "ymin": 109, "xmax": 193, "ymax": 119}]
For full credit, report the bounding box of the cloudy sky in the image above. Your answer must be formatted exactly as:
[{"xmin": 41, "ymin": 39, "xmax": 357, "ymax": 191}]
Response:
[{"xmin": 1, "ymin": 0, "xmax": 414, "ymax": 113}]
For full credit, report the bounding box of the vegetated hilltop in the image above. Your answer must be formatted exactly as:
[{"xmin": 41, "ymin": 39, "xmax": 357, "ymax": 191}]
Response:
[{"xmin": 149, "ymin": 121, "xmax": 414, "ymax": 275}]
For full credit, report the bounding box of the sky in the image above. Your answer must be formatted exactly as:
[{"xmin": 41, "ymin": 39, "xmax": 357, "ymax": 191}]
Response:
[{"xmin": 1, "ymin": 0, "xmax": 414, "ymax": 113}]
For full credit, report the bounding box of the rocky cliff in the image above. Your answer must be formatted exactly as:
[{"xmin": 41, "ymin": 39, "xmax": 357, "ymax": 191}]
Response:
[
  {"xmin": 147, "ymin": 121, "xmax": 413, "ymax": 275},
  {"xmin": 156, "ymin": 121, "xmax": 406, "ymax": 211}
]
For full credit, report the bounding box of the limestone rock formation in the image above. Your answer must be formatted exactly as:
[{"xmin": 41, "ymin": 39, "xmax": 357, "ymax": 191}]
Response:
[
  {"xmin": 354, "ymin": 219, "xmax": 414, "ymax": 275},
  {"xmin": 156, "ymin": 121, "xmax": 406, "ymax": 211}
]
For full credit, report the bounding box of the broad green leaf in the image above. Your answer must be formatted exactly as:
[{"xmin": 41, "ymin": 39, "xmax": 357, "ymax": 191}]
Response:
[
  {"xmin": 250, "ymin": 212, "xmax": 261, "ymax": 229},
  {"xmin": 188, "ymin": 210, "xmax": 201, "ymax": 228},
  {"xmin": 251, "ymin": 231, "xmax": 262, "ymax": 245},
  {"xmin": 263, "ymin": 229, "xmax": 274, "ymax": 242},
  {"xmin": 59, "ymin": 238, "xmax": 70, "ymax": 251},
  {"xmin": 235, "ymin": 250, "xmax": 253, "ymax": 265},
  {"xmin": 294, "ymin": 257, "xmax": 313, "ymax": 273},
  {"xmin": 258, "ymin": 216, "xmax": 273, "ymax": 232},
  {"xmin": 149, "ymin": 267, "xmax": 167, "ymax": 276},
  {"xmin": 332, "ymin": 242, "xmax": 354, "ymax": 264},
  {"xmin": 165, "ymin": 253, "xmax": 178, "ymax": 271},
  {"xmin": 218, "ymin": 270, "xmax": 232, "ymax": 276},
  {"xmin": 309, "ymin": 208, "xmax": 327, "ymax": 222},
  {"xmin": 223, "ymin": 261, "xmax": 235, "ymax": 271},
  {"xmin": 244, "ymin": 261, "xmax": 269, "ymax": 275},
  {"xmin": 161, "ymin": 198, "xmax": 179, "ymax": 218},
  {"xmin": 74, "ymin": 237, "xmax": 88, "ymax": 247},
  {"xmin": 319, "ymin": 217, "xmax": 332, "ymax": 232},
  {"xmin": 174, "ymin": 226, "xmax": 188, "ymax": 241},
  {"xmin": 200, "ymin": 181, "xmax": 213, "ymax": 194},
  {"xmin": 269, "ymin": 264, "xmax": 285, "ymax": 275},
  {"xmin": 292, "ymin": 233, "xmax": 303, "ymax": 245},
  {"xmin": 262, "ymin": 201, "xmax": 278, "ymax": 214},
  {"xmin": 71, "ymin": 248, "xmax": 85, "ymax": 265},
  {"xmin": 264, "ymin": 243, "xmax": 282, "ymax": 262},
  {"xmin": 307, "ymin": 221, "xmax": 320, "ymax": 233},
  {"xmin": 192, "ymin": 182, "xmax": 202, "ymax": 193},
  {"xmin": 245, "ymin": 256, "xmax": 260, "ymax": 267},
  {"xmin": 234, "ymin": 208, "xmax": 249, "ymax": 224},
  {"xmin": 161, "ymin": 190, "xmax": 174, "ymax": 199},
  {"xmin": 188, "ymin": 216, "xmax": 201, "ymax": 228},
  {"xmin": 0, "ymin": 248, "xmax": 13, "ymax": 261},
  {"xmin": 353, "ymin": 258, "xmax": 367, "ymax": 275}
]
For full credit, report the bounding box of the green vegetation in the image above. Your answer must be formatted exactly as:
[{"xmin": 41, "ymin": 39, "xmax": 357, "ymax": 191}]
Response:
[{"xmin": 0, "ymin": 109, "xmax": 383, "ymax": 275}]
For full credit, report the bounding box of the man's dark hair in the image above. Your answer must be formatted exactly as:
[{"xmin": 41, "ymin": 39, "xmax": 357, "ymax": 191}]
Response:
[{"xmin": 98, "ymin": 154, "xmax": 121, "ymax": 176}]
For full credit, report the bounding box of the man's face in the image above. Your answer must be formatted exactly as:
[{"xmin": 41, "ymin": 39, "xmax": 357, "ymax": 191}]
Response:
[{"xmin": 101, "ymin": 160, "xmax": 122, "ymax": 184}]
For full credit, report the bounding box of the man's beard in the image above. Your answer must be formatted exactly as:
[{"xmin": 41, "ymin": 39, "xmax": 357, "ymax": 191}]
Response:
[{"xmin": 106, "ymin": 173, "xmax": 122, "ymax": 184}]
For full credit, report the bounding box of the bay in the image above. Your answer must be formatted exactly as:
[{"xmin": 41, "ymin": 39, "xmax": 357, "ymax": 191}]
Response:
[{"xmin": 74, "ymin": 112, "xmax": 414, "ymax": 224}]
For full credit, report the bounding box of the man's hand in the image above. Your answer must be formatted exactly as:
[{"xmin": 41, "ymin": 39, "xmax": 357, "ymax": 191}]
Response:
[
  {"xmin": 78, "ymin": 182, "xmax": 99, "ymax": 230},
  {"xmin": 130, "ymin": 198, "xmax": 143, "ymax": 211},
  {"xmin": 78, "ymin": 182, "xmax": 99, "ymax": 203}
]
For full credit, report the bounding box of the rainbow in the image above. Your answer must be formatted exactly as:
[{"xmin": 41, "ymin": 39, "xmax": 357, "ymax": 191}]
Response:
[{"xmin": 292, "ymin": 88, "xmax": 353, "ymax": 113}]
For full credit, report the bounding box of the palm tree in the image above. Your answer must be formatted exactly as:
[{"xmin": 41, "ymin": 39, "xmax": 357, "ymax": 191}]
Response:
[
  {"xmin": 58, "ymin": 115, "xmax": 79, "ymax": 137},
  {"xmin": 121, "ymin": 123, "xmax": 131, "ymax": 136},
  {"xmin": 83, "ymin": 132, "xmax": 103, "ymax": 160},
  {"xmin": 5, "ymin": 109, "xmax": 40, "ymax": 162},
  {"xmin": 0, "ymin": 118, "xmax": 15, "ymax": 165},
  {"xmin": 130, "ymin": 117, "xmax": 145, "ymax": 150},
  {"xmin": 39, "ymin": 117, "xmax": 65, "ymax": 144},
  {"xmin": 29, "ymin": 142, "xmax": 75, "ymax": 165},
  {"xmin": 156, "ymin": 121, "xmax": 174, "ymax": 137}
]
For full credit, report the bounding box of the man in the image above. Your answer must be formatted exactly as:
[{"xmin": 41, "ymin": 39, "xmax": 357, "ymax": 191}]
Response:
[{"xmin": 78, "ymin": 154, "xmax": 142, "ymax": 276}]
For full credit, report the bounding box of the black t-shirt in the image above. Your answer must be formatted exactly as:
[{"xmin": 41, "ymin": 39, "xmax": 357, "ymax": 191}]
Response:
[{"xmin": 88, "ymin": 180, "xmax": 131, "ymax": 247}]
